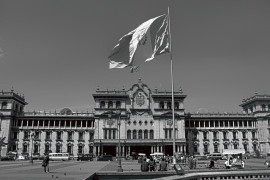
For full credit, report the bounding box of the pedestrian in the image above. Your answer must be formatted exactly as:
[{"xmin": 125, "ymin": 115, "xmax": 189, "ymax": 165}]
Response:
[
  {"xmin": 141, "ymin": 158, "xmax": 149, "ymax": 172},
  {"xmin": 149, "ymin": 156, "xmax": 156, "ymax": 171},
  {"xmin": 158, "ymin": 158, "xmax": 168, "ymax": 171},
  {"xmin": 43, "ymin": 154, "xmax": 50, "ymax": 173}
]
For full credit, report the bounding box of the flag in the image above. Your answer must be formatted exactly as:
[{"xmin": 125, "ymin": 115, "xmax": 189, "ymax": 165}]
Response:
[{"xmin": 109, "ymin": 14, "xmax": 169, "ymax": 69}]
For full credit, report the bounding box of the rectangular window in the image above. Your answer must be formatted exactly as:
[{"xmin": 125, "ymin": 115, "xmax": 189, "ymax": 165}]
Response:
[
  {"xmin": 61, "ymin": 120, "xmax": 65, "ymax": 127},
  {"xmin": 169, "ymin": 129, "xmax": 172, "ymax": 139},
  {"xmin": 203, "ymin": 132, "xmax": 207, "ymax": 140},
  {"xmin": 205, "ymin": 121, "xmax": 209, "ymax": 127},
  {"xmin": 82, "ymin": 121, "xmax": 86, "ymax": 127},
  {"xmin": 252, "ymin": 131, "xmax": 256, "ymax": 139},
  {"xmin": 109, "ymin": 129, "xmax": 112, "ymax": 139},
  {"xmin": 213, "ymin": 132, "xmax": 217, "ymax": 140},
  {"xmin": 78, "ymin": 145, "xmax": 83, "ymax": 154},
  {"xmin": 45, "ymin": 144, "xmax": 50, "ymax": 154},
  {"xmin": 24, "ymin": 131, "xmax": 29, "ymax": 139},
  {"xmin": 50, "ymin": 120, "xmax": 54, "ymax": 127},
  {"xmin": 66, "ymin": 120, "xmax": 70, "ymax": 127},
  {"xmin": 214, "ymin": 144, "xmax": 218, "ymax": 153},
  {"xmin": 229, "ymin": 121, "xmax": 233, "ymax": 127},
  {"xmin": 244, "ymin": 144, "xmax": 248, "ymax": 152},
  {"xmin": 57, "ymin": 132, "xmax": 62, "ymax": 140},
  {"xmin": 89, "ymin": 132, "xmax": 94, "ymax": 141},
  {"xmin": 215, "ymin": 121, "xmax": 219, "ymax": 127},
  {"xmin": 68, "ymin": 132, "xmax": 72, "ymax": 140},
  {"xmin": 210, "ymin": 121, "xmax": 214, "ymax": 127},
  {"xmin": 67, "ymin": 145, "xmax": 72, "ymax": 154},
  {"xmin": 195, "ymin": 121, "xmax": 199, "ymax": 127},
  {"xmin": 220, "ymin": 121, "xmax": 223, "ymax": 127},
  {"xmin": 224, "ymin": 144, "xmax": 228, "ymax": 149},
  {"xmin": 79, "ymin": 132, "xmax": 84, "ymax": 140},
  {"xmin": 200, "ymin": 121, "xmax": 204, "ymax": 127},
  {"xmin": 113, "ymin": 130, "xmax": 116, "ymax": 139},
  {"xmin": 234, "ymin": 121, "xmax": 238, "ymax": 127},
  {"xmin": 13, "ymin": 132, "xmax": 18, "ymax": 139},
  {"xmin": 223, "ymin": 132, "xmax": 227, "ymax": 140},
  {"xmin": 55, "ymin": 120, "xmax": 59, "ymax": 127},
  {"xmin": 234, "ymin": 144, "xmax": 238, "ymax": 149},
  {"xmin": 34, "ymin": 144, "xmax": 39, "ymax": 154},
  {"xmin": 23, "ymin": 144, "xmax": 28, "ymax": 153},
  {"xmin": 104, "ymin": 130, "xmax": 107, "ymax": 139},
  {"xmin": 46, "ymin": 132, "xmax": 50, "ymax": 140},
  {"xmin": 242, "ymin": 132, "xmax": 246, "ymax": 139},
  {"xmin": 39, "ymin": 120, "xmax": 43, "ymax": 126},
  {"xmin": 225, "ymin": 121, "xmax": 228, "ymax": 127},
  {"xmin": 165, "ymin": 129, "xmax": 168, "ymax": 139},
  {"xmin": 35, "ymin": 131, "xmax": 39, "ymax": 139},
  {"xmin": 233, "ymin": 132, "xmax": 237, "ymax": 139},
  {"xmin": 34, "ymin": 120, "xmax": 38, "ymax": 126},
  {"xmin": 56, "ymin": 144, "xmax": 61, "ymax": 153},
  {"xmin": 204, "ymin": 144, "xmax": 208, "ymax": 153}
]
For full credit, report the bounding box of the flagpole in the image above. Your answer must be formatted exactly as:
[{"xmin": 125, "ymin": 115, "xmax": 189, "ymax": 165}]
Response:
[{"xmin": 168, "ymin": 7, "xmax": 176, "ymax": 164}]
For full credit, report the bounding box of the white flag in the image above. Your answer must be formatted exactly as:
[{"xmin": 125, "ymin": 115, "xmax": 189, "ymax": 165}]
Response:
[{"xmin": 109, "ymin": 14, "xmax": 169, "ymax": 69}]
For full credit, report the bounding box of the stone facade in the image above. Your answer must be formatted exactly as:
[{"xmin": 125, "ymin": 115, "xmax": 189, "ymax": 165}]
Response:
[{"xmin": 0, "ymin": 80, "xmax": 270, "ymax": 157}]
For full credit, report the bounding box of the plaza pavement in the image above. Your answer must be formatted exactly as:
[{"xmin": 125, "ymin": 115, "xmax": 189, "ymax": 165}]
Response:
[{"xmin": 0, "ymin": 158, "xmax": 269, "ymax": 180}]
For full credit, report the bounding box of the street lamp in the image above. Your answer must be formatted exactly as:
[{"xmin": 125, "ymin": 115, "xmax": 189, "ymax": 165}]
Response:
[
  {"xmin": 29, "ymin": 133, "xmax": 35, "ymax": 164},
  {"xmin": 115, "ymin": 110, "xmax": 123, "ymax": 172}
]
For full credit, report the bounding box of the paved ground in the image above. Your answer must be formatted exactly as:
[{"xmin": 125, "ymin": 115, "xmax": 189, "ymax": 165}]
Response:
[
  {"xmin": 0, "ymin": 158, "xmax": 269, "ymax": 180},
  {"xmin": 0, "ymin": 160, "xmax": 109, "ymax": 180}
]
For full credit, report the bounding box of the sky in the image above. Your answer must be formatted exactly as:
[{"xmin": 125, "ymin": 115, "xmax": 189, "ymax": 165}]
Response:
[{"xmin": 0, "ymin": 0, "xmax": 270, "ymax": 113}]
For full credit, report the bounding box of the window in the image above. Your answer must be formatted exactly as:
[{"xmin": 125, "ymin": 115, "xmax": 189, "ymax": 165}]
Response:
[
  {"xmin": 200, "ymin": 121, "xmax": 204, "ymax": 127},
  {"xmin": 252, "ymin": 131, "xmax": 256, "ymax": 139},
  {"xmin": 223, "ymin": 132, "xmax": 227, "ymax": 140},
  {"xmin": 1, "ymin": 102, "xmax": 7, "ymax": 109},
  {"xmin": 67, "ymin": 145, "xmax": 73, "ymax": 155},
  {"xmin": 89, "ymin": 132, "xmax": 94, "ymax": 141},
  {"xmin": 150, "ymin": 130, "xmax": 154, "ymax": 139},
  {"xmin": 233, "ymin": 144, "xmax": 238, "ymax": 149},
  {"xmin": 57, "ymin": 132, "xmax": 62, "ymax": 140},
  {"xmin": 214, "ymin": 144, "xmax": 218, "ymax": 153},
  {"xmin": 79, "ymin": 132, "xmax": 84, "ymax": 140},
  {"xmin": 56, "ymin": 144, "xmax": 61, "ymax": 153},
  {"xmin": 35, "ymin": 131, "xmax": 39, "ymax": 139},
  {"xmin": 203, "ymin": 132, "xmax": 207, "ymax": 140},
  {"xmin": 159, "ymin": 102, "xmax": 164, "ymax": 109},
  {"xmin": 215, "ymin": 121, "xmax": 219, "ymax": 127},
  {"xmin": 234, "ymin": 121, "xmax": 238, "ymax": 127},
  {"xmin": 116, "ymin": 101, "xmax": 121, "ymax": 109},
  {"xmin": 13, "ymin": 132, "xmax": 18, "ymax": 139},
  {"xmin": 225, "ymin": 121, "xmax": 228, "ymax": 127},
  {"xmin": 144, "ymin": 121, "xmax": 148, "ymax": 126},
  {"xmin": 213, "ymin": 131, "xmax": 217, "ymax": 140},
  {"xmin": 34, "ymin": 144, "xmax": 39, "ymax": 154},
  {"xmin": 167, "ymin": 102, "xmax": 171, "ymax": 109},
  {"xmin": 139, "ymin": 120, "xmax": 142, "ymax": 126},
  {"xmin": 113, "ymin": 129, "xmax": 116, "ymax": 139},
  {"xmin": 193, "ymin": 131, "xmax": 198, "ymax": 140},
  {"xmin": 253, "ymin": 144, "xmax": 257, "ymax": 151},
  {"xmin": 133, "ymin": 121, "xmax": 137, "ymax": 126},
  {"xmin": 78, "ymin": 145, "xmax": 83, "ymax": 154},
  {"xmin": 24, "ymin": 131, "xmax": 29, "ymax": 140},
  {"xmin": 194, "ymin": 146, "xmax": 198, "ymax": 153},
  {"xmin": 138, "ymin": 130, "xmax": 142, "ymax": 139},
  {"xmin": 68, "ymin": 132, "xmax": 72, "ymax": 140},
  {"xmin": 262, "ymin": 104, "xmax": 266, "ymax": 111},
  {"xmin": 210, "ymin": 121, "xmax": 214, "ymax": 127},
  {"xmin": 144, "ymin": 130, "xmax": 148, "ymax": 139},
  {"xmin": 108, "ymin": 129, "xmax": 111, "ymax": 139},
  {"xmin": 133, "ymin": 130, "xmax": 137, "ymax": 139},
  {"xmin": 204, "ymin": 144, "xmax": 208, "ymax": 153},
  {"xmin": 46, "ymin": 132, "xmax": 50, "ymax": 140},
  {"xmin": 233, "ymin": 132, "xmax": 237, "ymax": 139},
  {"xmin": 243, "ymin": 144, "xmax": 248, "ymax": 152},
  {"xmin": 229, "ymin": 121, "xmax": 233, "ymax": 127},
  {"xmin": 45, "ymin": 144, "xmax": 50, "ymax": 154},
  {"xmin": 242, "ymin": 132, "xmax": 246, "ymax": 139},
  {"xmin": 104, "ymin": 129, "xmax": 107, "ymax": 139},
  {"xmin": 175, "ymin": 102, "xmax": 179, "ymax": 109},
  {"xmin": 205, "ymin": 121, "xmax": 209, "ymax": 127},
  {"xmin": 127, "ymin": 130, "xmax": 131, "ymax": 139},
  {"xmin": 89, "ymin": 146, "xmax": 93, "ymax": 154},
  {"xmin": 23, "ymin": 144, "xmax": 28, "ymax": 153},
  {"xmin": 100, "ymin": 101, "xmax": 105, "ymax": 109},
  {"xmin": 224, "ymin": 144, "xmax": 228, "ymax": 149},
  {"xmin": 108, "ymin": 101, "xmax": 113, "ymax": 109},
  {"xmin": 150, "ymin": 121, "xmax": 154, "ymax": 126}
]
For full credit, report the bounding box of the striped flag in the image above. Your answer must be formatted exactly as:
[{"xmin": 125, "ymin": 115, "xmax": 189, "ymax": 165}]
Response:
[{"xmin": 109, "ymin": 14, "xmax": 169, "ymax": 69}]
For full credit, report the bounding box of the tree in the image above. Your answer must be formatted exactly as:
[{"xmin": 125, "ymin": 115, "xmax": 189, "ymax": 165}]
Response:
[{"xmin": 0, "ymin": 137, "xmax": 8, "ymax": 161}]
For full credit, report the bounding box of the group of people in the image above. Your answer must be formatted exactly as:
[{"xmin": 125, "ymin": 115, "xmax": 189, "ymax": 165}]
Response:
[{"xmin": 141, "ymin": 156, "xmax": 168, "ymax": 172}]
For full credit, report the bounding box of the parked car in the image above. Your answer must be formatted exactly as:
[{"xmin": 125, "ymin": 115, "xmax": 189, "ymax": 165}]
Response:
[
  {"xmin": 207, "ymin": 153, "xmax": 223, "ymax": 161},
  {"xmin": 77, "ymin": 154, "xmax": 94, "ymax": 161},
  {"xmin": 98, "ymin": 155, "xmax": 113, "ymax": 161},
  {"xmin": 17, "ymin": 155, "xmax": 26, "ymax": 160}
]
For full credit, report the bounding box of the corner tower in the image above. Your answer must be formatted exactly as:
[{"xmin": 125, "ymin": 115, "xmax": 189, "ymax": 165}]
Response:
[{"xmin": 0, "ymin": 89, "xmax": 27, "ymax": 156}]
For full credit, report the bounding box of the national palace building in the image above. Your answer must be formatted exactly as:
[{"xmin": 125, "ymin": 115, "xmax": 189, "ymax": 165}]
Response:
[{"xmin": 1, "ymin": 79, "xmax": 270, "ymax": 158}]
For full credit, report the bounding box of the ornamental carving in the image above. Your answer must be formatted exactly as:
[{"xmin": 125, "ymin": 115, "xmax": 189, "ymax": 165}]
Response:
[
  {"xmin": 135, "ymin": 92, "xmax": 145, "ymax": 106},
  {"xmin": 167, "ymin": 119, "xmax": 173, "ymax": 126},
  {"xmin": 107, "ymin": 119, "xmax": 115, "ymax": 126}
]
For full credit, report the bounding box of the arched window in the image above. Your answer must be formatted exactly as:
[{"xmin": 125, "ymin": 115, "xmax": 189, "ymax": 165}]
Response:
[
  {"xmin": 138, "ymin": 130, "xmax": 142, "ymax": 139},
  {"xmin": 1, "ymin": 102, "xmax": 7, "ymax": 109},
  {"xmin": 100, "ymin": 101, "xmax": 105, "ymax": 109},
  {"xmin": 133, "ymin": 130, "xmax": 137, "ymax": 139},
  {"xmin": 159, "ymin": 102, "xmax": 164, "ymax": 109},
  {"xmin": 262, "ymin": 104, "xmax": 266, "ymax": 111},
  {"xmin": 150, "ymin": 130, "xmax": 154, "ymax": 139},
  {"xmin": 167, "ymin": 102, "xmax": 171, "ymax": 109},
  {"xmin": 116, "ymin": 101, "xmax": 121, "ymax": 109},
  {"xmin": 175, "ymin": 102, "xmax": 179, "ymax": 109},
  {"xmin": 127, "ymin": 130, "xmax": 131, "ymax": 139},
  {"xmin": 144, "ymin": 130, "xmax": 148, "ymax": 139},
  {"xmin": 108, "ymin": 101, "xmax": 113, "ymax": 109}
]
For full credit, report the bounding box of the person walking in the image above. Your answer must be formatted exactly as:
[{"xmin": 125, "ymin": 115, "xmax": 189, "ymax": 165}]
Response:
[
  {"xmin": 141, "ymin": 158, "xmax": 149, "ymax": 172},
  {"xmin": 43, "ymin": 154, "xmax": 50, "ymax": 173},
  {"xmin": 149, "ymin": 156, "xmax": 156, "ymax": 171},
  {"xmin": 158, "ymin": 158, "xmax": 168, "ymax": 171}
]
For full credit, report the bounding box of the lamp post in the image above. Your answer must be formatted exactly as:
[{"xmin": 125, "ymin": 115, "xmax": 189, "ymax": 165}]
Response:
[
  {"xmin": 115, "ymin": 110, "xmax": 123, "ymax": 172},
  {"xmin": 29, "ymin": 133, "xmax": 34, "ymax": 164}
]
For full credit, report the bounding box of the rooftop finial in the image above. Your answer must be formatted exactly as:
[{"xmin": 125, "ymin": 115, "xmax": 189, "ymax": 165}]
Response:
[
  {"xmin": 255, "ymin": 91, "xmax": 258, "ymax": 95},
  {"xmin": 179, "ymin": 87, "xmax": 183, "ymax": 94},
  {"xmin": 11, "ymin": 87, "xmax": 14, "ymax": 92},
  {"xmin": 122, "ymin": 86, "xmax": 125, "ymax": 91},
  {"xmin": 96, "ymin": 86, "xmax": 100, "ymax": 91},
  {"xmin": 138, "ymin": 78, "xmax": 142, "ymax": 83}
]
